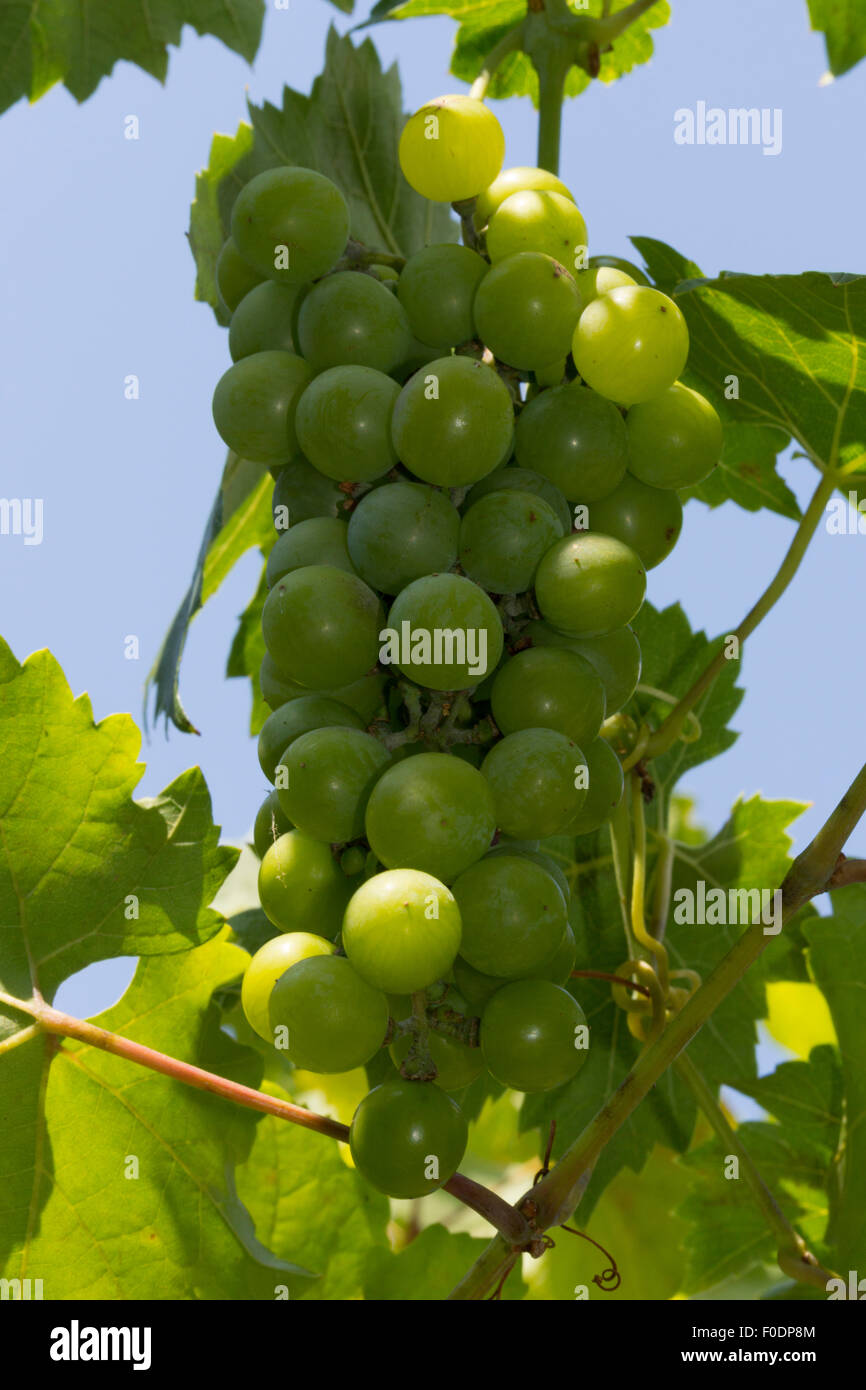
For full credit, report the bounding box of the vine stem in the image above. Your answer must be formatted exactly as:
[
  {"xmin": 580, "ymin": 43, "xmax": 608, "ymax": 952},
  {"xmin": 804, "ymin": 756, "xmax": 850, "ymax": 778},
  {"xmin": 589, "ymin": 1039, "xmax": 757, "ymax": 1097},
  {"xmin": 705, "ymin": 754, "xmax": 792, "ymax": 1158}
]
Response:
[
  {"xmin": 0, "ymin": 996, "xmax": 538, "ymax": 1250},
  {"xmin": 674, "ymin": 1052, "xmax": 839, "ymax": 1290},
  {"xmin": 647, "ymin": 470, "xmax": 837, "ymax": 758},
  {"xmin": 447, "ymin": 756, "xmax": 866, "ymax": 1299}
]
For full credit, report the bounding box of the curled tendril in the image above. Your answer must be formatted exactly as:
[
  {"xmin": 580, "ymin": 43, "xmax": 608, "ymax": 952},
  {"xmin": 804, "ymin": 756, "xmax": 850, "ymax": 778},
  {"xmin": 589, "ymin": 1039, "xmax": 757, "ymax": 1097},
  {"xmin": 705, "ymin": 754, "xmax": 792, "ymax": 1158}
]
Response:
[
  {"xmin": 560, "ymin": 1225, "xmax": 622, "ymax": 1293},
  {"xmin": 636, "ymin": 684, "xmax": 702, "ymax": 745}
]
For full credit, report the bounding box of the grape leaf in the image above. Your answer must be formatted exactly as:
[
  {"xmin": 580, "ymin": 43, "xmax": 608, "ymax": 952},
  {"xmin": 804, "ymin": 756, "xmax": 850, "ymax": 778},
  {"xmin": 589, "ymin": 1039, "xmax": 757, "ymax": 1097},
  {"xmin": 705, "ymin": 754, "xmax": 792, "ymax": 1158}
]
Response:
[
  {"xmin": 0, "ymin": 935, "xmax": 313, "ymax": 1297},
  {"xmin": 0, "ymin": 0, "xmax": 264, "ymax": 117},
  {"xmin": 236, "ymin": 1083, "xmax": 390, "ymax": 1300},
  {"xmin": 226, "ymin": 564, "xmax": 270, "ymax": 736},
  {"xmin": 807, "ymin": 0, "xmax": 866, "ymax": 76},
  {"xmin": 0, "ymin": 637, "xmax": 235, "ymax": 1039},
  {"xmin": 805, "ymin": 885, "xmax": 866, "ymax": 1274},
  {"xmin": 363, "ymin": 1222, "xmax": 527, "ymax": 1299}
]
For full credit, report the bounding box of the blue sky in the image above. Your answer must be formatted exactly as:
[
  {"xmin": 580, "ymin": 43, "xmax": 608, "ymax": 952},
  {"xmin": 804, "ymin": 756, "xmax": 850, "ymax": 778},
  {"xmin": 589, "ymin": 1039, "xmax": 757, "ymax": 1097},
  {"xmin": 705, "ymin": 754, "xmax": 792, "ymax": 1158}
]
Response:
[{"xmin": 1, "ymin": 0, "xmax": 863, "ymax": 1022}]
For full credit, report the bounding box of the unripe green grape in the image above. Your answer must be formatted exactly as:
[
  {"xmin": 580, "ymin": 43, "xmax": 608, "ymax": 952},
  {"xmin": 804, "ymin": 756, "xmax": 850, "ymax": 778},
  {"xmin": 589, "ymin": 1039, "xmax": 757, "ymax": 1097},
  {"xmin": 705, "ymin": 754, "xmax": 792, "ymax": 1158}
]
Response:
[
  {"xmin": 258, "ymin": 652, "xmax": 387, "ymax": 722},
  {"xmin": 241, "ymin": 931, "xmax": 334, "ymax": 1041},
  {"xmin": 514, "ymin": 383, "xmax": 629, "ymax": 502},
  {"xmin": 452, "ymin": 955, "xmax": 506, "ymax": 1012},
  {"xmin": 365, "ymin": 752, "xmax": 496, "ymax": 883},
  {"xmin": 229, "ymin": 282, "xmax": 300, "ymax": 361},
  {"xmin": 269, "ymin": 955, "xmax": 388, "ymax": 1072},
  {"xmin": 452, "ymin": 855, "xmax": 566, "ymax": 979},
  {"xmin": 258, "ymin": 831, "xmax": 352, "ymax": 937},
  {"xmin": 389, "ymin": 1028, "xmax": 484, "ymax": 1091},
  {"xmin": 561, "ymin": 736, "xmax": 624, "ymax": 835},
  {"xmin": 491, "ymin": 646, "xmax": 605, "ymax": 747},
  {"xmin": 535, "ymin": 357, "xmax": 568, "ymax": 388},
  {"xmin": 216, "ymin": 237, "xmax": 265, "ymax": 312},
  {"xmin": 342, "ymin": 868, "xmax": 462, "ymax": 994},
  {"xmin": 262, "ymin": 564, "xmax": 382, "ymax": 689},
  {"xmin": 535, "ymin": 533, "xmax": 647, "ymax": 637},
  {"xmin": 295, "ymin": 365, "xmax": 400, "ymax": 483},
  {"xmin": 481, "ymin": 980, "xmax": 589, "ymax": 1092},
  {"xmin": 347, "ymin": 481, "xmax": 459, "ymax": 595},
  {"xmin": 458, "ymin": 490, "xmax": 563, "ymax": 594},
  {"xmin": 276, "ymin": 727, "xmax": 390, "ymax": 843},
  {"xmin": 526, "ymin": 621, "xmax": 641, "ymax": 714},
  {"xmin": 474, "ymin": 166, "xmax": 574, "ymax": 228},
  {"xmin": 585, "ymin": 473, "xmax": 683, "ymax": 570},
  {"xmin": 482, "ymin": 728, "xmax": 587, "ymax": 840},
  {"xmin": 212, "ymin": 351, "xmax": 313, "ymax": 464},
  {"xmin": 575, "ymin": 265, "xmax": 636, "ymax": 304},
  {"xmin": 257, "ymin": 695, "xmax": 364, "ymax": 783},
  {"xmin": 572, "ymin": 285, "xmax": 689, "ymax": 405},
  {"xmin": 486, "ymin": 189, "xmax": 588, "ymax": 270},
  {"xmin": 474, "ymin": 252, "xmax": 582, "ymax": 371},
  {"xmin": 271, "ymin": 457, "xmax": 345, "ymax": 529},
  {"xmin": 464, "ymin": 465, "xmax": 571, "ymax": 535},
  {"xmin": 297, "ymin": 271, "xmax": 412, "ymax": 374},
  {"xmin": 391, "ymin": 355, "xmax": 514, "ymax": 487},
  {"xmin": 485, "ymin": 843, "xmax": 570, "ymax": 907},
  {"xmin": 525, "ymin": 922, "xmax": 577, "ymax": 985},
  {"xmin": 341, "ymin": 845, "xmax": 367, "ymax": 877},
  {"xmin": 397, "ymin": 244, "xmax": 487, "ymax": 347},
  {"xmin": 253, "ymin": 789, "xmax": 294, "ymax": 859},
  {"xmin": 266, "ymin": 517, "xmax": 355, "ymax": 587},
  {"xmin": 588, "ymin": 254, "xmax": 649, "ymax": 286},
  {"xmin": 384, "ymin": 573, "xmax": 504, "ymax": 690},
  {"xmin": 601, "ymin": 711, "xmax": 640, "ymax": 758},
  {"xmin": 399, "ymin": 94, "xmax": 504, "ymax": 202},
  {"xmin": 349, "ymin": 1079, "xmax": 468, "ymax": 1197},
  {"xmin": 626, "ymin": 382, "xmax": 723, "ymax": 489},
  {"xmin": 231, "ymin": 166, "xmax": 349, "ymax": 284}
]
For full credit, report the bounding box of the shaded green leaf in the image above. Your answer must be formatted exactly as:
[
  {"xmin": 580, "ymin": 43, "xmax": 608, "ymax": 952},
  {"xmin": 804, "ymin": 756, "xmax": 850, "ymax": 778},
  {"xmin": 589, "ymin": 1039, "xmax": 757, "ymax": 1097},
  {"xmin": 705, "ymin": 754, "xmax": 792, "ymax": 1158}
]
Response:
[{"xmin": 363, "ymin": 1222, "xmax": 527, "ymax": 1299}]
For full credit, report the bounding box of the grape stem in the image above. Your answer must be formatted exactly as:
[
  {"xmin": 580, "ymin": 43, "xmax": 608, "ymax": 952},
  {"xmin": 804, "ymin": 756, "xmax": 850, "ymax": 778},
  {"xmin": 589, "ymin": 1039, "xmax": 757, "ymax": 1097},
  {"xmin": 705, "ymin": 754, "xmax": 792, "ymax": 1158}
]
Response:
[
  {"xmin": 446, "ymin": 756, "xmax": 866, "ymax": 1298},
  {"xmin": 0, "ymin": 992, "xmax": 539, "ymax": 1252}
]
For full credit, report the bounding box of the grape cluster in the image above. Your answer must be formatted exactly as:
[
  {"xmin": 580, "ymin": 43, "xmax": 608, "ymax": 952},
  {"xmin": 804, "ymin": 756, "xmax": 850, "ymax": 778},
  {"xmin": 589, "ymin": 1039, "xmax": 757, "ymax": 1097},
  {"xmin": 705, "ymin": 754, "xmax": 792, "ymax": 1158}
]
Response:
[{"xmin": 216, "ymin": 94, "xmax": 722, "ymax": 1200}]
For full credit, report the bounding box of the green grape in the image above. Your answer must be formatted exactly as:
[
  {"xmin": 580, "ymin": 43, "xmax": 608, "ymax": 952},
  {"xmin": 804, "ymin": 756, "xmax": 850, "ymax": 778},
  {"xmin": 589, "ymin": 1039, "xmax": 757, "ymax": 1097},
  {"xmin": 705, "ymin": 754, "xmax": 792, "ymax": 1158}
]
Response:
[
  {"xmin": 295, "ymin": 365, "xmax": 400, "ymax": 482},
  {"xmin": 514, "ymin": 383, "xmax": 629, "ymax": 502},
  {"xmin": 266, "ymin": 517, "xmax": 355, "ymax": 587},
  {"xmin": 524, "ymin": 922, "xmax": 577, "ymax": 985},
  {"xmin": 216, "ymin": 237, "xmax": 265, "ymax": 312},
  {"xmin": 572, "ymin": 285, "xmax": 689, "ymax": 405},
  {"xmin": 458, "ymin": 490, "xmax": 563, "ymax": 594},
  {"xmin": 601, "ymin": 711, "xmax": 640, "ymax": 758},
  {"xmin": 228, "ymin": 282, "xmax": 300, "ymax": 361},
  {"xmin": 486, "ymin": 190, "xmax": 588, "ymax": 270},
  {"xmin": 253, "ymin": 789, "xmax": 294, "ymax": 858},
  {"xmin": 389, "ymin": 1028, "xmax": 484, "ymax": 1091},
  {"xmin": 482, "ymin": 728, "xmax": 587, "ymax": 840},
  {"xmin": 349, "ymin": 1079, "xmax": 468, "ymax": 1197},
  {"xmin": 230, "ymin": 166, "xmax": 349, "ymax": 284},
  {"xmin": 474, "ymin": 166, "xmax": 574, "ymax": 228},
  {"xmin": 268, "ymin": 955, "xmax": 388, "ymax": 1072},
  {"xmin": 297, "ymin": 272, "xmax": 412, "ymax": 374},
  {"xmin": 491, "ymin": 646, "xmax": 605, "ymax": 747},
  {"xmin": 397, "ymin": 244, "xmax": 487, "ymax": 348},
  {"xmin": 241, "ymin": 931, "xmax": 334, "ymax": 1041},
  {"xmin": 258, "ymin": 652, "xmax": 386, "ymax": 723},
  {"xmin": 481, "ymin": 980, "xmax": 589, "ymax": 1092},
  {"xmin": 626, "ymin": 382, "xmax": 723, "ymax": 489},
  {"xmin": 463, "ymin": 465, "xmax": 571, "ymax": 534},
  {"xmin": 486, "ymin": 842, "xmax": 570, "ymax": 907},
  {"xmin": 586, "ymin": 473, "xmax": 683, "ymax": 570},
  {"xmin": 257, "ymin": 695, "xmax": 364, "ymax": 783},
  {"xmin": 399, "ymin": 95, "xmax": 504, "ymax": 202},
  {"xmin": 452, "ymin": 956, "xmax": 506, "ymax": 1012},
  {"xmin": 384, "ymin": 573, "xmax": 504, "ymax": 690},
  {"xmin": 534, "ymin": 357, "xmax": 568, "ymax": 388},
  {"xmin": 535, "ymin": 533, "xmax": 647, "ymax": 637},
  {"xmin": 562, "ymin": 736, "xmax": 624, "ymax": 835},
  {"xmin": 588, "ymin": 254, "xmax": 650, "ymax": 286},
  {"xmin": 474, "ymin": 252, "xmax": 582, "ymax": 371},
  {"xmin": 347, "ymin": 481, "xmax": 460, "ymax": 595},
  {"xmin": 371, "ymin": 263, "xmax": 400, "ymax": 283},
  {"xmin": 365, "ymin": 752, "xmax": 496, "ymax": 883},
  {"xmin": 526, "ymin": 621, "xmax": 641, "ymax": 714},
  {"xmin": 271, "ymin": 457, "xmax": 345, "ymax": 530},
  {"xmin": 342, "ymin": 868, "xmax": 462, "ymax": 994},
  {"xmin": 212, "ymin": 351, "xmax": 313, "ymax": 464},
  {"xmin": 391, "ymin": 355, "xmax": 514, "ymax": 487},
  {"xmin": 451, "ymin": 855, "xmax": 566, "ymax": 979},
  {"xmin": 276, "ymin": 727, "xmax": 390, "ymax": 843},
  {"xmin": 575, "ymin": 265, "xmax": 636, "ymax": 304},
  {"xmin": 258, "ymin": 831, "xmax": 352, "ymax": 937},
  {"xmin": 262, "ymin": 564, "xmax": 382, "ymax": 688}
]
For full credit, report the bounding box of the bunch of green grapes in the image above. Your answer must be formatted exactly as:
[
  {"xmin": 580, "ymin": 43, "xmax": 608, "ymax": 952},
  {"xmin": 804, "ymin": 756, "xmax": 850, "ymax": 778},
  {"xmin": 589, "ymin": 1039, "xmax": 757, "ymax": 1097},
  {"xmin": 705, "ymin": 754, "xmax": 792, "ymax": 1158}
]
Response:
[{"xmin": 211, "ymin": 95, "xmax": 722, "ymax": 1201}]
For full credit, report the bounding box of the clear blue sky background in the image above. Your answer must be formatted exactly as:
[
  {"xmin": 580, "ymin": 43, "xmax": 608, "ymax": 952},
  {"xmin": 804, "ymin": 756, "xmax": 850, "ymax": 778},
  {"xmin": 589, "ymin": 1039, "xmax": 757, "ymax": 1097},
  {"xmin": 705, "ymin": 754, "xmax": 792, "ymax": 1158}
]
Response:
[{"xmin": 1, "ymin": 0, "xmax": 863, "ymax": 1024}]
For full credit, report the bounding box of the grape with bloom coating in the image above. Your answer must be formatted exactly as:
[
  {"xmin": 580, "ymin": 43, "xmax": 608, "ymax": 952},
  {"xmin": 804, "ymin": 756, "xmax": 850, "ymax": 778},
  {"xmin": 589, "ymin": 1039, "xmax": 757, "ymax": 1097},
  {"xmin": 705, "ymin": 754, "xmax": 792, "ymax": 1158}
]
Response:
[
  {"xmin": 572, "ymin": 285, "xmax": 689, "ymax": 405},
  {"xmin": 458, "ymin": 489, "xmax": 563, "ymax": 594},
  {"xmin": 515, "ymin": 383, "xmax": 629, "ymax": 502},
  {"xmin": 229, "ymin": 282, "xmax": 300, "ymax": 361},
  {"xmin": 231, "ymin": 166, "xmax": 349, "ymax": 284},
  {"xmin": 297, "ymin": 272, "xmax": 412, "ymax": 374},
  {"xmin": 384, "ymin": 573, "xmax": 504, "ymax": 689},
  {"xmin": 452, "ymin": 855, "xmax": 566, "ymax": 979},
  {"xmin": 464, "ymin": 465, "xmax": 571, "ymax": 535},
  {"xmin": 535, "ymin": 533, "xmax": 647, "ymax": 637},
  {"xmin": 212, "ymin": 351, "xmax": 312, "ymax": 464},
  {"xmin": 486, "ymin": 189, "xmax": 587, "ymax": 270},
  {"xmin": 626, "ymin": 382, "xmax": 723, "ymax": 489},
  {"xmin": 399, "ymin": 95, "xmax": 504, "ymax": 202},
  {"xmin": 491, "ymin": 646, "xmax": 605, "ymax": 747},
  {"xmin": 586, "ymin": 473, "xmax": 683, "ymax": 570},
  {"xmin": 397, "ymin": 244, "xmax": 487, "ymax": 347},
  {"xmin": 365, "ymin": 752, "xmax": 496, "ymax": 883},
  {"xmin": 482, "ymin": 728, "xmax": 587, "ymax": 839},
  {"xmin": 277, "ymin": 727, "xmax": 390, "ymax": 843},
  {"xmin": 295, "ymin": 365, "xmax": 400, "ymax": 482},
  {"xmin": 391, "ymin": 355, "xmax": 514, "ymax": 487},
  {"xmin": 216, "ymin": 237, "xmax": 265, "ymax": 311},
  {"xmin": 271, "ymin": 456, "xmax": 345, "ymax": 528},
  {"xmin": 474, "ymin": 252, "xmax": 582, "ymax": 371},
  {"xmin": 350, "ymin": 1079, "xmax": 468, "ymax": 1197},
  {"xmin": 481, "ymin": 980, "xmax": 589, "ymax": 1092},
  {"xmin": 474, "ymin": 165, "xmax": 574, "ymax": 228},
  {"xmin": 241, "ymin": 931, "xmax": 334, "ymax": 1041},
  {"xmin": 258, "ymin": 831, "xmax": 352, "ymax": 937},
  {"xmin": 269, "ymin": 955, "xmax": 388, "ymax": 1072},
  {"xmin": 347, "ymin": 481, "xmax": 460, "ymax": 595},
  {"xmin": 342, "ymin": 868, "xmax": 462, "ymax": 994},
  {"xmin": 265, "ymin": 517, "xmax": 355, "ymax": 588},
  {"xmin": 262, "ymin": 564, "xmax": 382, "ymax": 689}
]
